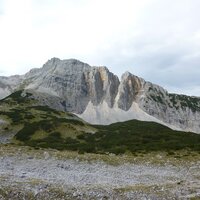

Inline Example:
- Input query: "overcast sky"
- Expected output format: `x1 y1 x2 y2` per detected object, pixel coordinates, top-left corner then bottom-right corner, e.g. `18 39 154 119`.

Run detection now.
0 0 200 96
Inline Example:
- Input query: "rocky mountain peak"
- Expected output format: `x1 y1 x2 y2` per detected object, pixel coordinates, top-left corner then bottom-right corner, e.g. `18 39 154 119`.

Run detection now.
121 71 133 79
0 58 200 133
42 58 91 74
45 57 87 66
45 57 61 64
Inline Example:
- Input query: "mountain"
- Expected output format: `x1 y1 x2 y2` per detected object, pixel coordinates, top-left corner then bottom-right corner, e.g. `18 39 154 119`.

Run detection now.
0 90 95 145
0 57 200 133
0 90 199 154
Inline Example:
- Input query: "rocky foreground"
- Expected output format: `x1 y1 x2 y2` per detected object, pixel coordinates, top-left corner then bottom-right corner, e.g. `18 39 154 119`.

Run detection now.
0 145 199 200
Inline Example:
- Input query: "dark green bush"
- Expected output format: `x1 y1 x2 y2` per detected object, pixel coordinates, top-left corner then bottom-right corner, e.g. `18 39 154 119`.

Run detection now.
15 118 200 155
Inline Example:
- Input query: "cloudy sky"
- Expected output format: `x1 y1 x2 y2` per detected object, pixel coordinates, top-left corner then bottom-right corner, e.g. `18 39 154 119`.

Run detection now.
0 0 200 96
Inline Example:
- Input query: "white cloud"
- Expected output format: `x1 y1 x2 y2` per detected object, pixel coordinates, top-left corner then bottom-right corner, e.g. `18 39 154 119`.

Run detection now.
0 0 200 96
0 0 150 68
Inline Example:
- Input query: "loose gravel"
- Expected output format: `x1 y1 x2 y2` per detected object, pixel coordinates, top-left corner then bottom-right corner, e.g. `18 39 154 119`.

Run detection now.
0 151 200 200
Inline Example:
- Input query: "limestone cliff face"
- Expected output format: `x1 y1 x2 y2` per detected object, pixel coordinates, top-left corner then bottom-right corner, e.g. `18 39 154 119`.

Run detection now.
136 81 200 133
0 75 23 99
115 72 200 133
117 72 145 111
0 58 200 133
23 58 120 113
87 66 120 107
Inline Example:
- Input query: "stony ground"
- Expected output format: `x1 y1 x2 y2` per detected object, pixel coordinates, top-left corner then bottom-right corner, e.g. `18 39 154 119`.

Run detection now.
0 145 199 200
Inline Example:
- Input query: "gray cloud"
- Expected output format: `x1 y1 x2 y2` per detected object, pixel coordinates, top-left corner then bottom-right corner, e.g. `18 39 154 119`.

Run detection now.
99 44 200 96
88 0 200 96
0 0 200 96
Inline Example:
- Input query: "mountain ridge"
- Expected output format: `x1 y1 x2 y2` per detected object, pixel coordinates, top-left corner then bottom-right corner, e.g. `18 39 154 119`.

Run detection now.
0 58 200 133
1 89 200 154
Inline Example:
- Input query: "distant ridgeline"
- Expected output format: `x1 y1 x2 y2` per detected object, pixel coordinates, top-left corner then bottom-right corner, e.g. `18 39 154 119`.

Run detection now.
0 58 200 134
0 87 200 155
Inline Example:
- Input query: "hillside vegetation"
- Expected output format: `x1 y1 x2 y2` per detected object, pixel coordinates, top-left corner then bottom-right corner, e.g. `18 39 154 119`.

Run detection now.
0 90 200 155
0 90 95 146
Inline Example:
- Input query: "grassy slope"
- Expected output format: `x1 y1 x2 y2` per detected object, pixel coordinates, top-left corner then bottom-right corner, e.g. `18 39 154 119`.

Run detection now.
90 121 200 154
0 90 200 155
0 90 95 147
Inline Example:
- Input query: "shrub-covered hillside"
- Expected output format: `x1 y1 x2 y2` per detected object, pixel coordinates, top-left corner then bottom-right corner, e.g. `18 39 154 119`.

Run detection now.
0 90 96 146
0 90 200 155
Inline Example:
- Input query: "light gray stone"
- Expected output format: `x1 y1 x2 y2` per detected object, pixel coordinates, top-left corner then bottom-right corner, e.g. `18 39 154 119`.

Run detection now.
0 58 200 133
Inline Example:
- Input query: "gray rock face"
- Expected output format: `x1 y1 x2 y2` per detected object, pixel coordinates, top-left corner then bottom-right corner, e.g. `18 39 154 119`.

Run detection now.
137 82 200 133
23 58 120 113
116 72 200 133
0 58 200 133
117 72 145 111
87 66 120 107
0 75 23 99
